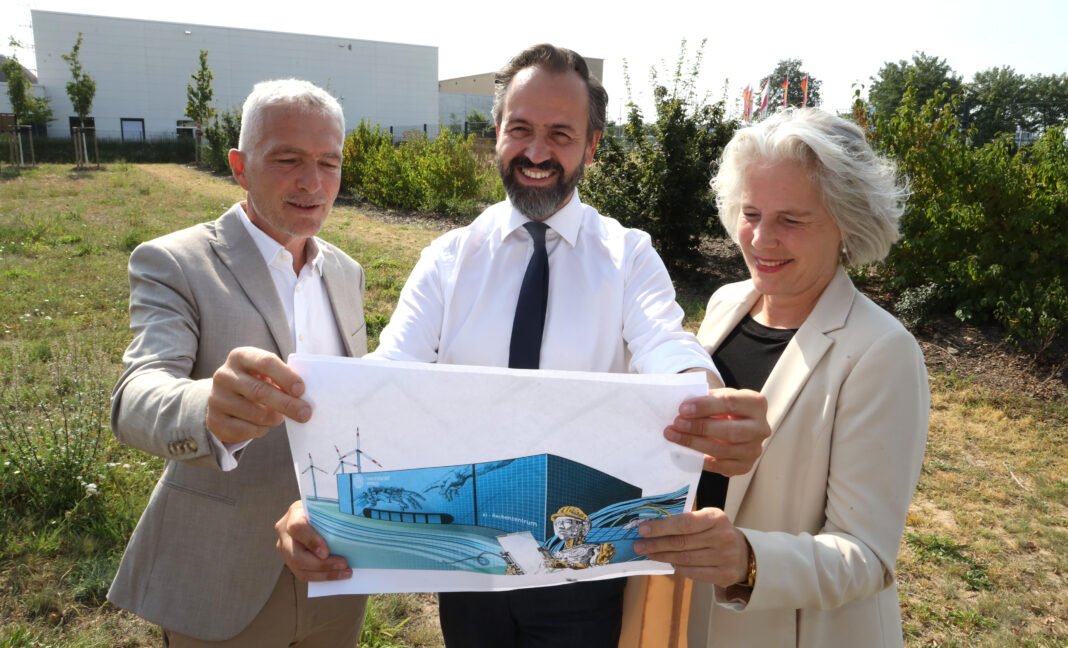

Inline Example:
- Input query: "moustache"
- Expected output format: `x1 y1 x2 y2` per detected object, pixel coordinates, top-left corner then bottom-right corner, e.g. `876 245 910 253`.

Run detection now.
510 156 565 175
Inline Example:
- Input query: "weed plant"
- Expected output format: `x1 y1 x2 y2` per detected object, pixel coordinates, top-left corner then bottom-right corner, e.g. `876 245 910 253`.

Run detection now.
359 596 412 648
0 346 108 521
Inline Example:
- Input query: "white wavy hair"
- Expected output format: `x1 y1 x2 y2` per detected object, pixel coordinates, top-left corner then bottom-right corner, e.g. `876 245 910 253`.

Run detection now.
712 108 908 266
237 79 344 153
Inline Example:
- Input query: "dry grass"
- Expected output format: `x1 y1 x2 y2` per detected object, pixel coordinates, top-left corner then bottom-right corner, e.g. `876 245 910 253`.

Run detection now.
899 375 1067 646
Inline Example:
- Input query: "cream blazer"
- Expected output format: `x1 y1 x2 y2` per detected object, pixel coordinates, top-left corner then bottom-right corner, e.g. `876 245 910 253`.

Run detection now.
688 268 929 648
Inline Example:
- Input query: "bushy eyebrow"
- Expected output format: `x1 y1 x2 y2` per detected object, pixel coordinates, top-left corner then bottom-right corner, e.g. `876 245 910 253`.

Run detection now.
506 117 579 135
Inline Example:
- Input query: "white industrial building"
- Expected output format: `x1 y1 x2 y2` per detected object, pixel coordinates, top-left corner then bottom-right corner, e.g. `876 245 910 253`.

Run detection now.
25 10 440 140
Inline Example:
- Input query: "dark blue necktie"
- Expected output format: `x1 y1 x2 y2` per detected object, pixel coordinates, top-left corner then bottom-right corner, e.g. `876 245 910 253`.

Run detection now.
509 222 549 369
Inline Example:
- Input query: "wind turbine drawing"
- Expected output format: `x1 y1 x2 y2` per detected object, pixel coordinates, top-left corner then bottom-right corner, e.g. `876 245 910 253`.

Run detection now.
333 445 360 475
301 453 328 498
339 428 383 474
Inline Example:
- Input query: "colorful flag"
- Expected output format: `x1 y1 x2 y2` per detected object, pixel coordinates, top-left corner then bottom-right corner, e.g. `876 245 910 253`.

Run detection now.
782 77 789 108
801 76 809 108
742 84 752 121
759 79 769 118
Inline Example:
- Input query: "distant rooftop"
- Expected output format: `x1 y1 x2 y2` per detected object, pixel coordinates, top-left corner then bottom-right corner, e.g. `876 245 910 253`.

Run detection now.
0 55 38 84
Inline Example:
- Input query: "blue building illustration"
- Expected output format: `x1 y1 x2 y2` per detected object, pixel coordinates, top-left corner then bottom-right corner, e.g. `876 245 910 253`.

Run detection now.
336 454 642 542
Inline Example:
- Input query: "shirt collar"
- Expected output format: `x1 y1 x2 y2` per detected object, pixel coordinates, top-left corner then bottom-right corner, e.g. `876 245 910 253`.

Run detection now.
237 203 325 276
504 189 582 247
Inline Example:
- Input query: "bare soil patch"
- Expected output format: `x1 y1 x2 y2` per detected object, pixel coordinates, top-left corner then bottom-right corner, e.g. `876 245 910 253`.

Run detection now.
856 280 1067 402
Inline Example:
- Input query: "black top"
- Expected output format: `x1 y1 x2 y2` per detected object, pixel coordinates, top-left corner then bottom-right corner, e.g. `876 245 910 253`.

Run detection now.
695 314 797 510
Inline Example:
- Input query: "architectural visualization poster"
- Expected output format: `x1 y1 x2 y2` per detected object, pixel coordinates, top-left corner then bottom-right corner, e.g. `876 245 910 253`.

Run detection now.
285 355 708 596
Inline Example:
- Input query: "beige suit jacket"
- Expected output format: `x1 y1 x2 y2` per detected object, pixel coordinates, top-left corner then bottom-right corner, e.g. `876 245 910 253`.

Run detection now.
687 268 929 648
107 205 368 640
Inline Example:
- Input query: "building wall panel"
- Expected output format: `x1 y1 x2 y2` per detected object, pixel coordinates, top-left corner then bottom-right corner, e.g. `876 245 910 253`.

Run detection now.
30 10 439 139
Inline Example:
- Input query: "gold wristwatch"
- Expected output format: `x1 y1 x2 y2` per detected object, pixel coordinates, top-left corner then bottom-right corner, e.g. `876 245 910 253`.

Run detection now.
740 540 757 588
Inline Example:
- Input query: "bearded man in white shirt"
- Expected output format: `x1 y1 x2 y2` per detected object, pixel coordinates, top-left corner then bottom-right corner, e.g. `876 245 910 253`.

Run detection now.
275 45 771 647
107 79 369 647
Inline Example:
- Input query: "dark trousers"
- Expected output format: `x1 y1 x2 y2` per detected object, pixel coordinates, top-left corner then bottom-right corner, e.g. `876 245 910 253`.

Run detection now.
438 578 626 648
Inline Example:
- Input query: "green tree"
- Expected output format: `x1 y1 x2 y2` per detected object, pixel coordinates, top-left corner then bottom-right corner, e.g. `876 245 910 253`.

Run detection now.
2 40 53 128
185 50 215 129
763 58 822 111
869 52 961 123
2 54 28 123
61 32 96 126
185 49 215 163
581 40 735 273
960 66 1028 145
1023 72 1068 133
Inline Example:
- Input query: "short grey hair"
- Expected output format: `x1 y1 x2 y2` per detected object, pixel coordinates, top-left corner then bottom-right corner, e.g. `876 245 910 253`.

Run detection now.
491 43 607 144
238 79 345 153
712 108 907 266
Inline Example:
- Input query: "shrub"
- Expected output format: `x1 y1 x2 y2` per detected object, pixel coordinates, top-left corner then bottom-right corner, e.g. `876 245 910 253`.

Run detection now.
342 122 498 218
878 84 1068 352
202 107 241 174
341 120 392 195
360 135 425 210
894 282 943 329
418 128 489 215
581 41 735 273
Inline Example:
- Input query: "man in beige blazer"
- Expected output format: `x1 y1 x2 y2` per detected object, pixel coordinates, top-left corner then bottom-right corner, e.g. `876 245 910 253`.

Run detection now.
107 79 368 646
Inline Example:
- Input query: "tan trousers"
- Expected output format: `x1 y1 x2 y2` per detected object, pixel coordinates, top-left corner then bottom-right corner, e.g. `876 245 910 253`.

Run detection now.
162 567 367 648
618 574 692 648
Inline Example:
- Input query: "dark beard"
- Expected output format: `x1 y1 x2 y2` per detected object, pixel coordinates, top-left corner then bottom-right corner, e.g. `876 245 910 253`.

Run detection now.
499 155 585 221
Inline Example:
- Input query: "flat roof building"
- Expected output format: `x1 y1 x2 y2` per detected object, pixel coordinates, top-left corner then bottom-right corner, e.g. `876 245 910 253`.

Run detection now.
28 10 440 140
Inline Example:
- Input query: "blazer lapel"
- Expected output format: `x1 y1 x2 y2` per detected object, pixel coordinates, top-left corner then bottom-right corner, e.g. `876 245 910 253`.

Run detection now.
210 206 295 359
723 268 856 518
321 246 365 358
696 280 760 353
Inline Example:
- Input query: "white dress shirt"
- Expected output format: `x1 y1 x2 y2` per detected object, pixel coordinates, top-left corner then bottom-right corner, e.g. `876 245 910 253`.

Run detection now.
372 191 717 379
212 205 345 469
237 205 345 358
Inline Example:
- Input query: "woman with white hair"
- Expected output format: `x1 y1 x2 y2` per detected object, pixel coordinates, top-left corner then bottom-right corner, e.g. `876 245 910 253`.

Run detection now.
636 108 930 647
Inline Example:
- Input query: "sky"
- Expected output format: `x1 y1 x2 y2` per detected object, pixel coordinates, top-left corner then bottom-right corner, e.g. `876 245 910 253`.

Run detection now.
4 0 1068 120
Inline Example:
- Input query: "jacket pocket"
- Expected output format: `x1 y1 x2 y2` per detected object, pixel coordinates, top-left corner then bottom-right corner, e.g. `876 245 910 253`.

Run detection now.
162 479 237 506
